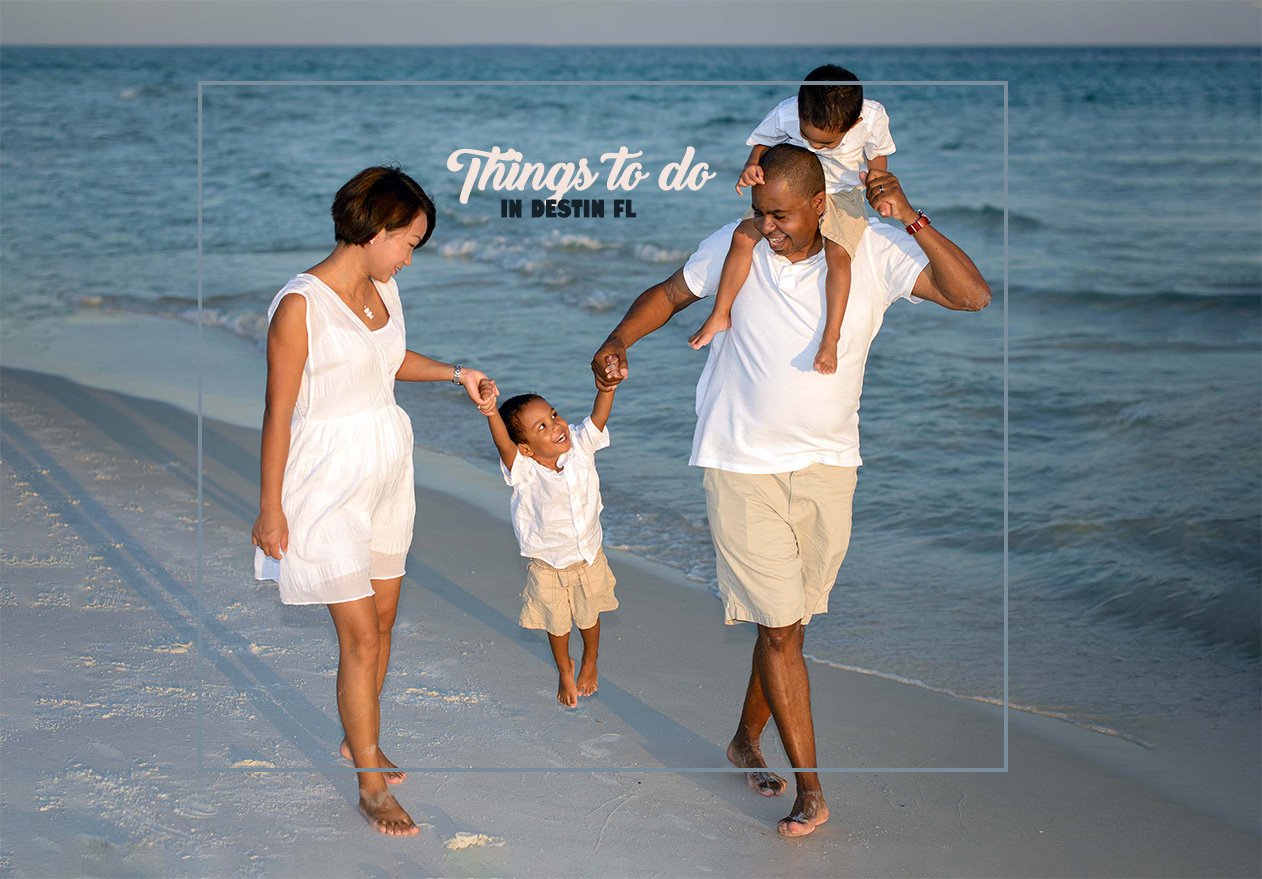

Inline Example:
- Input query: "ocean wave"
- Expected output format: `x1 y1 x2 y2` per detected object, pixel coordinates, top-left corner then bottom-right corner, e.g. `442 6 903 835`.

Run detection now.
934 204 1043 232
542 231 617 251
632 243 691 264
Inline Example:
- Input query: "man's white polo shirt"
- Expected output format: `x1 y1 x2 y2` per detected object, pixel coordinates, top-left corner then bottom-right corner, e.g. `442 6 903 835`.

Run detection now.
501 416 609 569
684 220 929 474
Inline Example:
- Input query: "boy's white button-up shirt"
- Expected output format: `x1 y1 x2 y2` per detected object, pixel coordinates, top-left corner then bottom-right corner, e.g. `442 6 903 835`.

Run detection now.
501 416 610 569
748 96 896 192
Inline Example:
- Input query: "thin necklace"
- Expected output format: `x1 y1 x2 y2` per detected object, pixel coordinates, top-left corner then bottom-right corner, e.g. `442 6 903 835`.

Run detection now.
333 261 374 321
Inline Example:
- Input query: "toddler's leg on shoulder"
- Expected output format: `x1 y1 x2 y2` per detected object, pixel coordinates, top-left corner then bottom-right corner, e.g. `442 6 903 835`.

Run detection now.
689 219 760 350
815 240 854 375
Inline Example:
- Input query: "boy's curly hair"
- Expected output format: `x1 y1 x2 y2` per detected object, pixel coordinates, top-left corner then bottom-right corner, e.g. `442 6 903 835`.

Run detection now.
499 393 545 445
798 65 863 134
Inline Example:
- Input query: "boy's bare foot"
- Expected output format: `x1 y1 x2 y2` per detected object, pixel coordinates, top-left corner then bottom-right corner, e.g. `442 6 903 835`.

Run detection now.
576 656 599 697
688 313 731 350
777 789 829 838
340 739 406 784
557 656 578 708
813 342 838 375
726 737 787 797
358 789 420 836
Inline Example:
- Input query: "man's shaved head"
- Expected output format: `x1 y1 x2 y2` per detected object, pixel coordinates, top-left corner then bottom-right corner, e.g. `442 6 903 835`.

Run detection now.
759 144 826 200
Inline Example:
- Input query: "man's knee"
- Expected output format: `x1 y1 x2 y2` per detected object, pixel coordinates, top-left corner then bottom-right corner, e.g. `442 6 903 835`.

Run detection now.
758 621 804 652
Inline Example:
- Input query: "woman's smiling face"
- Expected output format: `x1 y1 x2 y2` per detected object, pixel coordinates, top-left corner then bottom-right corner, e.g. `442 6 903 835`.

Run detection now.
365 213 429 282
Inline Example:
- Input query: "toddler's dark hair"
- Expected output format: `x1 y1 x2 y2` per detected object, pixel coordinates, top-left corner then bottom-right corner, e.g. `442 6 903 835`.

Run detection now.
499 393 545 445
798 65 863 134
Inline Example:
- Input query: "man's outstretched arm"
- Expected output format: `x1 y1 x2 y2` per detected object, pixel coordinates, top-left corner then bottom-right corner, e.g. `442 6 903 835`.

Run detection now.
591 267 700 390
864 169 992 312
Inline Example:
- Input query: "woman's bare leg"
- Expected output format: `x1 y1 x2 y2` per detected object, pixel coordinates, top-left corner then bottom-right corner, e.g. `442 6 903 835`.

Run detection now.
328 594 417 835
340 576 406 783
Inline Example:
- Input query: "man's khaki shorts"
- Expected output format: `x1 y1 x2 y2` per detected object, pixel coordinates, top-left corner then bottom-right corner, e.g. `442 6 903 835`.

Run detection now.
703 464 858 628
520 549 618 636
742 188 868 259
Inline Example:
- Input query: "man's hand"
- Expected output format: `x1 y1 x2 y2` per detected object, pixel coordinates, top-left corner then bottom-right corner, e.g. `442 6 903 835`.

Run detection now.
736 163 765 195
860 169 918 224
591 339 628 391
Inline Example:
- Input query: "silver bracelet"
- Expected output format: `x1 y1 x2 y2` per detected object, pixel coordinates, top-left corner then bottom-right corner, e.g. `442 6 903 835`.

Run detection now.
451 363 462 385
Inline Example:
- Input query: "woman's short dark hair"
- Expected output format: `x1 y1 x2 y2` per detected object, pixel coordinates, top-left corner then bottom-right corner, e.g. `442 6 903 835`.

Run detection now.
498 393 544 445
332 165 437 248
798 64 863 133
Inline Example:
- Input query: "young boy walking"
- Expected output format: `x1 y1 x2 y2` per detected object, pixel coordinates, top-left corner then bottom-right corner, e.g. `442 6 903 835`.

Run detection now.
478 378 618 708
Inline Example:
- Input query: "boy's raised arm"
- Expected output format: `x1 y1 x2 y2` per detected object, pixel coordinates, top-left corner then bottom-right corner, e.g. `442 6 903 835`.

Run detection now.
478 379 518 469
590 386 615 433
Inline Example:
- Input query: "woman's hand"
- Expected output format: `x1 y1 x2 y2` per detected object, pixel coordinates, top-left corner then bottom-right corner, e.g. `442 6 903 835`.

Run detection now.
459 368 498 409
252 507 289 560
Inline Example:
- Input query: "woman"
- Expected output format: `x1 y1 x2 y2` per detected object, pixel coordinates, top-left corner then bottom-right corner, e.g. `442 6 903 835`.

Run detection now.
252 166 494 836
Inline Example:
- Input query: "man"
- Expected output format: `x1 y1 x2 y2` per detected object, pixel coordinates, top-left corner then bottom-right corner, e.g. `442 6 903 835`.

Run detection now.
591 144 990 837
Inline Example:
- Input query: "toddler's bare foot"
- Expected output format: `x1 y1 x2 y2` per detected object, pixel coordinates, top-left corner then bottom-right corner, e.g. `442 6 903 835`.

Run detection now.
340 739 405 784
688 313 731 349
726 737 787 797
576 656 599 697
556 656 578 708
358 789 420 836
777 789 829 838
813 342 838 375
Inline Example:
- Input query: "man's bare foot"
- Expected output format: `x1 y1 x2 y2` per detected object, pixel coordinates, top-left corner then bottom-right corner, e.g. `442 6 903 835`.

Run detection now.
727 737 787 797
813 342 838 375
777 789 829 838
340 739 405 784
576 656 598 697
688 313 731 349
556 657 578 708
358 789 420 836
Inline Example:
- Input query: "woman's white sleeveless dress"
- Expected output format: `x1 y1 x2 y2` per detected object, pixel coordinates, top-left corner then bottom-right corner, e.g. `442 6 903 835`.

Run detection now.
254 273 415 605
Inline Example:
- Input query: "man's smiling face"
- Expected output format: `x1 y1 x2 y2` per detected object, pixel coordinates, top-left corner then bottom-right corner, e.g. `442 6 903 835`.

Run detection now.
749 176 826 263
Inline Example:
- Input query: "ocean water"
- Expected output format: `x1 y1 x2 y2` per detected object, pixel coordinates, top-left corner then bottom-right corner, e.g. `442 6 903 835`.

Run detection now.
1 46 1258 742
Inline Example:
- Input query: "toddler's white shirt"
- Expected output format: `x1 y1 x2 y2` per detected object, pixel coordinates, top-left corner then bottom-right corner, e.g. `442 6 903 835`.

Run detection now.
501 416 609 569
748 96 896 192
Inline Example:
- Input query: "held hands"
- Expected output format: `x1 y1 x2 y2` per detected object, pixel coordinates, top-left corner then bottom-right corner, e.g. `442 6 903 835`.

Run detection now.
459 368 498 410
736 163 765 195
476 378 498 416
860 170 917 224
591 341 628 392
252 508 289 561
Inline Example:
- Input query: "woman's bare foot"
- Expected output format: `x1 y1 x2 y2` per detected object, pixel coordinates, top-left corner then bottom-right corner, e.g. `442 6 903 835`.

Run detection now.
556 656 578 708
777 789 829 838
688 313 731 349
726 737 787 797
813 340 838 374
358 789 420 836
340 739 405 784
576 656 599 697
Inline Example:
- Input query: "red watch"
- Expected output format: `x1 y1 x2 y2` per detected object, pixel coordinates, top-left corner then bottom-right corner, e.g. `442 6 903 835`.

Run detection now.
905 211 931 235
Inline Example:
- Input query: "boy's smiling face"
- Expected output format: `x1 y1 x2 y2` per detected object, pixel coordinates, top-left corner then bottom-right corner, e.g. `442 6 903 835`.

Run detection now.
515 398 571 462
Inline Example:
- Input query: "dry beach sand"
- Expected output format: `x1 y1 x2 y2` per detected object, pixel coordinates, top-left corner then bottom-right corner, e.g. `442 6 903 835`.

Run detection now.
1 311 1259 877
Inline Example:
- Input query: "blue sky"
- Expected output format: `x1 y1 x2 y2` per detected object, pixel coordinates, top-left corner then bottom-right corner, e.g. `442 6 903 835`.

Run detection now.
2 0 1259 46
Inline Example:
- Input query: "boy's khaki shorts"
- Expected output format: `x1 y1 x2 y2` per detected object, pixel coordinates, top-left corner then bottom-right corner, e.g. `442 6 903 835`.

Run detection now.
742 188 868 259
703 464 858 628
520 549 618 636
